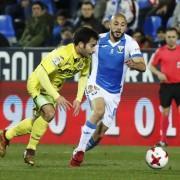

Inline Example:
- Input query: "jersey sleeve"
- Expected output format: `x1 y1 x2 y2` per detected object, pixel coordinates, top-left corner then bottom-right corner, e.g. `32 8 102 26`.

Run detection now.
150 48 161 66
76 59 91 102
35 65 60 100
40 48 67 74
127 39 143 58
80 58 91 76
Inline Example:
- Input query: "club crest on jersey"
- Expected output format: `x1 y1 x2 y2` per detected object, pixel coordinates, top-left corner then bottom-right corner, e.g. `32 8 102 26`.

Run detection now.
117 46 124 53
52 56 64 66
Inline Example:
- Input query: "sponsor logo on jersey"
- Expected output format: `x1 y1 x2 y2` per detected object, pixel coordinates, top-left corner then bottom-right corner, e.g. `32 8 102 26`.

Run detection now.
52 56 64 66
117 46 124 53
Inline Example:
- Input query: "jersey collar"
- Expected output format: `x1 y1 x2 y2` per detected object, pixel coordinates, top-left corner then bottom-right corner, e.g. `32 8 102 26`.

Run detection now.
104 32 126 43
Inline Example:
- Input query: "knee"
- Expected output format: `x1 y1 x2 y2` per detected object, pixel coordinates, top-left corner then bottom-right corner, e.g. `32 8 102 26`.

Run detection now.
42 109 55 122
93 108 105 120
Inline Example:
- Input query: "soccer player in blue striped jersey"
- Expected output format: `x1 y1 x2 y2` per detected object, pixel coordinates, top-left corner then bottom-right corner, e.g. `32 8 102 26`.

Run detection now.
70 13 146 167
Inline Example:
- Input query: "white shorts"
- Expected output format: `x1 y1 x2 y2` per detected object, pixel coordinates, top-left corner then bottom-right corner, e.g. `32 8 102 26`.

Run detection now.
85 81 121 128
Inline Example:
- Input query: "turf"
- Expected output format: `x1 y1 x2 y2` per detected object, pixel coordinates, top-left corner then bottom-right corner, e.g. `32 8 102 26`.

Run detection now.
0 145 180 180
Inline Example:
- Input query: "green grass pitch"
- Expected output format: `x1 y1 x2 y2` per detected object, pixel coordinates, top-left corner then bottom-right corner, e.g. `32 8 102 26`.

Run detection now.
0 144 180 180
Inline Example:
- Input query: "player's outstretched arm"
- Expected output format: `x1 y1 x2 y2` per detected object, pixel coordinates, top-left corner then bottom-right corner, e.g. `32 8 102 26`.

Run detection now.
125 57 146 72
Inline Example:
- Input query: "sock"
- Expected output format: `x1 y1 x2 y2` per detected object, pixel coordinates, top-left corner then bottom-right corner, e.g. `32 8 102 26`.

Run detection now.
76 120 96 152
160 114 169 142
5 118 33 141
26 116 48 150
86 137 101 151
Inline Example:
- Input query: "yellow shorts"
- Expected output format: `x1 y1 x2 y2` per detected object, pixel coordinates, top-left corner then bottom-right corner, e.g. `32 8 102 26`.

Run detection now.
33 94 56 117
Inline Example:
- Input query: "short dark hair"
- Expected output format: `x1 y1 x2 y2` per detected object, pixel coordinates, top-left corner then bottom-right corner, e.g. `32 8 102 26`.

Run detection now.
73 27 98 45
166 27 178 34
32 1 44 10
81 1 95 8
56 9 69 18
157 26 166 33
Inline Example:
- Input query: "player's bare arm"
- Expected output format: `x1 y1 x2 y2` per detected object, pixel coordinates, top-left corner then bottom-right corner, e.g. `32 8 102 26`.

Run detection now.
149 64 168 82
125 57 146 72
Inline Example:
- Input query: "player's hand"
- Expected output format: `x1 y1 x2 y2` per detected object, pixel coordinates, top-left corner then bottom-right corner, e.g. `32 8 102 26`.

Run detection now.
157 72 168 82
73 99 81 116
56 95 72 111
125 59 135 69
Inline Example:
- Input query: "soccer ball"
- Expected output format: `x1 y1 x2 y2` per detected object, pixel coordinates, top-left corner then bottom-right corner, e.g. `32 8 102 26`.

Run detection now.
145 147 168 169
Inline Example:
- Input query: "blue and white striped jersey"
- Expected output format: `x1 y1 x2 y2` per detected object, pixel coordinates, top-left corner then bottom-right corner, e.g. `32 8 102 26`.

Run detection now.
89 32 142 94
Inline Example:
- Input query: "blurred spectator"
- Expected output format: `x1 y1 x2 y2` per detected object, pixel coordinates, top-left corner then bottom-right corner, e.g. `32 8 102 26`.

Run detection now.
138 0 152 30
146 0 176 27
0 0 16 14
5 0 32 39
73 1 103 33
0 33 10 47
102 0 139 31
18 1 52 47
132 29 145 48
43 3 54 45
172 1 180 33
52 9 73 46
60 27 73 45
141 35 153 49
54 0 80 18
153 26 166 47
93 0 107 21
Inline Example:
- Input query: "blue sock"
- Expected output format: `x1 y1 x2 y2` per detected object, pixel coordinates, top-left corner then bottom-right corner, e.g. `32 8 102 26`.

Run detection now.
86 137 100 151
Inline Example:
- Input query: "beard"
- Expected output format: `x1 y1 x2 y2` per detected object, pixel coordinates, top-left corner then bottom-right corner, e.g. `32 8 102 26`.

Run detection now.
110 31 123 42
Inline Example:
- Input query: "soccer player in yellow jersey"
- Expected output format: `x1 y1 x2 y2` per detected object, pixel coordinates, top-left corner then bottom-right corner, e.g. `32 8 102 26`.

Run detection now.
0 27 98 166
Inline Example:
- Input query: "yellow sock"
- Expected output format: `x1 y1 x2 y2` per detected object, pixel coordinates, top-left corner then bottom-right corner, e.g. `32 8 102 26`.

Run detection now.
5 118 33 140
26 116 48 150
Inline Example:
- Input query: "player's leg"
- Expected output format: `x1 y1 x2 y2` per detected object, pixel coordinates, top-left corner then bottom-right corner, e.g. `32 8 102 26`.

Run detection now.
0 118 33 157
86 92 120 152
70 86 120 167
70 97 105 167
86 121 108 151
24 95 56 165
157 84 172 147
76 96 105 149
158 107 170 147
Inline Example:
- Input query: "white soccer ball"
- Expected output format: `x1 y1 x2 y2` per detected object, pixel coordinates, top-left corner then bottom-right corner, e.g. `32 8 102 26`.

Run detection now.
145 147 168 169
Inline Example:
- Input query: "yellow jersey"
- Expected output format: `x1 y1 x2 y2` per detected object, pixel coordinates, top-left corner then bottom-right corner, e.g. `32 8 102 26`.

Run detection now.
27 43 90 101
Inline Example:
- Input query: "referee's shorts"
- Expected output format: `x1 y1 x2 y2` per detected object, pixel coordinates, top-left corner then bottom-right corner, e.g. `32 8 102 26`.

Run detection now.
159 83 180 108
